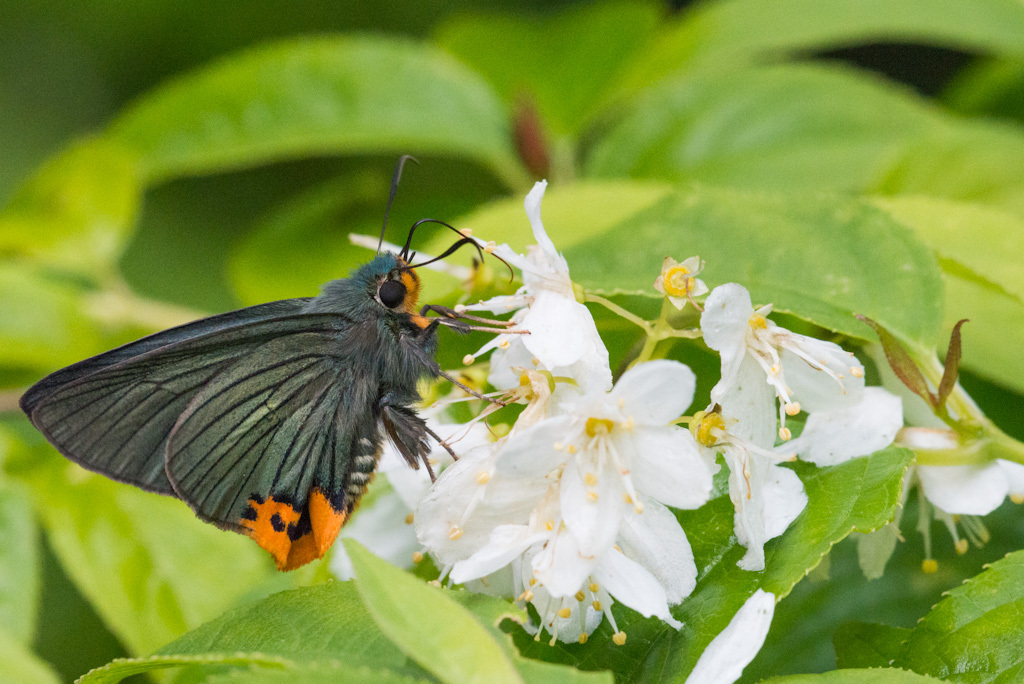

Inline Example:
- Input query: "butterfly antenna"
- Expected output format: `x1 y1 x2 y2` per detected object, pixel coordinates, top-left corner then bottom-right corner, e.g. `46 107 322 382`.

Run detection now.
378 155 419 254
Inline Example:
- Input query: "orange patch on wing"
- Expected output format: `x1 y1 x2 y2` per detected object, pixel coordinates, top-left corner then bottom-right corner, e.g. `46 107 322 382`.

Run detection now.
239 489 347 571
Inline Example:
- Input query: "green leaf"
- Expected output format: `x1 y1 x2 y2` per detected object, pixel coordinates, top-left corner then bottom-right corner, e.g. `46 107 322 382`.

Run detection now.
587 64 1024 214
619 0 1024 89
0 480 39 644
78 581 416 684
0 138 140 275
435 1 661 136
105 36 527 189
7 435 281 658
559 183 942 351
759 669 943 683
0 626 61 684
944 58 1024 122
202 663 429 684
896 550 1024 681
0 264 104 372
345 538 524 684
834 623 913 669
511 447 913 683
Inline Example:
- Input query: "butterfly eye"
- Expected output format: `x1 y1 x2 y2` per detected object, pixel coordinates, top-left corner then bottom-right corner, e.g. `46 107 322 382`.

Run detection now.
378 279 407 308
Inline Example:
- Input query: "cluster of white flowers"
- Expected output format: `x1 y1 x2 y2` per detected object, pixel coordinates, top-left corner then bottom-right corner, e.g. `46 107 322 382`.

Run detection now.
335 180 1019 678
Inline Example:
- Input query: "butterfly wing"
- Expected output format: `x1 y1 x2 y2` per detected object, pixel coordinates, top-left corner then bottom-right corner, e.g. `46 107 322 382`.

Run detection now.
19 299 334 495
165 330 382 570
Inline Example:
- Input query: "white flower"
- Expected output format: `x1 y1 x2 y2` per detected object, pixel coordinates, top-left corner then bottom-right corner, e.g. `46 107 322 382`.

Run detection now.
685 590 776 684
495 360 713 560
654 255 709 310
461 181 611 392
702 283 865 442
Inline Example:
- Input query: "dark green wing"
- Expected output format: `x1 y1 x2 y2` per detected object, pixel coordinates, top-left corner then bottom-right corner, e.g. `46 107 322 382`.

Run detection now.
165 331 382 570
20 300 339 495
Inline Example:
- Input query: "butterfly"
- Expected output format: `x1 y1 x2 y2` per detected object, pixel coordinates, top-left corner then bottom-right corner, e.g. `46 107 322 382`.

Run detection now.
19 159 516 570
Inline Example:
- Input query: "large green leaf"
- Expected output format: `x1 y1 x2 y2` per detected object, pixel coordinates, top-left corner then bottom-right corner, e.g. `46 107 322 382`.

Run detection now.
0 138 140 275
202 664 428 684
619 0 1024 90
105 36 527 188
944 58 1024 123
435 1 661 137
0 479 39 644
78 581 416 684
759 670 943 684
6 433 282 658
834 623 913 670
511 447 913 683
587 64 1024 214
896 550 1024 681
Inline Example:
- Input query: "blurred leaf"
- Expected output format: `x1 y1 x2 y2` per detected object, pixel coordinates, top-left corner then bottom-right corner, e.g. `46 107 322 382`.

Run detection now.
759 670 942 683
345 538 524 684
619 0 1024 90
436 1 661 136
105 36 528 189
511 447 913 683
834 623 913 669
202 663 428 684
895 550 1024 680
0 263 103 372
0 626 61 684
79 581 420 684
0 138 140 274
587 64 1024 214
8 435 280 658
0 479 39 644
944 58 1024 123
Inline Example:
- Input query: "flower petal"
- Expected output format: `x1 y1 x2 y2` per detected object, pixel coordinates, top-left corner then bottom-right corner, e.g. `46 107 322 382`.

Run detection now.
761 463 807 540
702 284 754 398
999 460 1024 497
685 590 776 684
532 528 593 598
617 499 696 603
917 463 1009 515
718 354 777 448
487 337 538 391
330 489 419 580
786 387 903 466
593 547 681 628
451 525 545 584
624 427 713 510
611 359 696 425
780 340 864 412
520 291 593 369
494 416 575 478
560 455 621 557
524 180 560 258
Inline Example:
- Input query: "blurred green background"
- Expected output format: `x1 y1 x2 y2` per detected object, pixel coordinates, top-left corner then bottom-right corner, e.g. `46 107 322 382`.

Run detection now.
3 1 1024 682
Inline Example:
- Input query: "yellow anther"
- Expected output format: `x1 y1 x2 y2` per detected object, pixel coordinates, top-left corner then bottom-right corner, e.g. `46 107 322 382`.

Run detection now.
532 357 540 366
785 402 801 416
448 526 464 540
429 579 442 587
592 600 602 611
477 471 491 485
613 631 627 645
484 240 496 253
523 590 534 602
566 444 578 454
454 303 467 313
634 502 645 514
428 458 438 466
779 427 792 441
769 364 781 376
955 539 969 555
462 354 474 365
618 397 626 408
575 591 586 602
922 559 938 574
558 607 572 619
694 411 726 447
586 491 599 502
554 441 564 450
529 578 538 586
412 551 424 563
578 633 588 645
623 493 633 504
545 520 554 531
404 513 415 525
622 416 636 431
1011 494 1024 505
498 338 511 349
663 265 695 297
589 583 600 593
749 314 768 330
851 366 864 378
586 417 614 437
585 473 598 486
